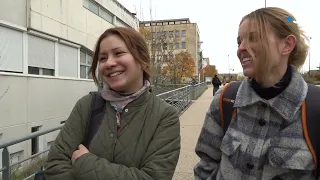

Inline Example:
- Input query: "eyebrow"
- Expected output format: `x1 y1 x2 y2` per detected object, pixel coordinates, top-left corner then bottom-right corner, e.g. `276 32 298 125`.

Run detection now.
99 47 123 55
237 32 258 41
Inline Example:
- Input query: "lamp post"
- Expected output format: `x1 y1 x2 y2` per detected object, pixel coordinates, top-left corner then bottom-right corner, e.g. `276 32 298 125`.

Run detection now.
228 55 230 78
264 0 266 7
308 36 312 77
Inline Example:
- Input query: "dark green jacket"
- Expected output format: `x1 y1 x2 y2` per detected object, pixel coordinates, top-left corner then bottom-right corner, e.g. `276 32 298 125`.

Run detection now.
44 91 181 180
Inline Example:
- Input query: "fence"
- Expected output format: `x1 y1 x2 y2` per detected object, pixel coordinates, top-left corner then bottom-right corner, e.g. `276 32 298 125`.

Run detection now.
0 82 207 180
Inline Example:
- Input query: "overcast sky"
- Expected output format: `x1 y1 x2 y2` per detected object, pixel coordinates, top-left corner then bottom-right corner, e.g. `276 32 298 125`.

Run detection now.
119 0 320 74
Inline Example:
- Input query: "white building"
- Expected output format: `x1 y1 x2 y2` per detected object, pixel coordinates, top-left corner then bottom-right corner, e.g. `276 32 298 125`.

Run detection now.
0 0 138 168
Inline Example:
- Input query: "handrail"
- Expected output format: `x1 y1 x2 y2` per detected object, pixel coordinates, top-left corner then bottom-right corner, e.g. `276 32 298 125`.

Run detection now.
0 82 207 180
0 125 63 150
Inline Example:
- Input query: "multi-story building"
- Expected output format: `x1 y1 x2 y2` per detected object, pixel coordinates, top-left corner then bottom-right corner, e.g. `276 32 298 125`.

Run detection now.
0 0 138 167
139 18 202 82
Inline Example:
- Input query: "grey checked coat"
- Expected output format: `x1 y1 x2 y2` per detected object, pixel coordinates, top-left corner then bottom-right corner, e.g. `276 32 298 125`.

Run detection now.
194 69 318 180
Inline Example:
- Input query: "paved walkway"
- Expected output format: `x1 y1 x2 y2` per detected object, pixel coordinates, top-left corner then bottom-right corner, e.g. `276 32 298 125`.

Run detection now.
173 87 213 180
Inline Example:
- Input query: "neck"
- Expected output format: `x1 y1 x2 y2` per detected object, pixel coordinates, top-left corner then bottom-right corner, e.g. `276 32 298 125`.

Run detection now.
256 64 288 88
122 78 145 94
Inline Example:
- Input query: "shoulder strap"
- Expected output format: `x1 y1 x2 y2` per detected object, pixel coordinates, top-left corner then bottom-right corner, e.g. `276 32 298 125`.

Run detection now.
302 84 320 177
219 81 242 133
82 91 106 148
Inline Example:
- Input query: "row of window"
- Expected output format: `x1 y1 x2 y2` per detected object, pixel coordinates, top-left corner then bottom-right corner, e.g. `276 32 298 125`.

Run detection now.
0 26 93 80
152 41 187 50
143 20 190 27
152 30 186 38
83 0 131 28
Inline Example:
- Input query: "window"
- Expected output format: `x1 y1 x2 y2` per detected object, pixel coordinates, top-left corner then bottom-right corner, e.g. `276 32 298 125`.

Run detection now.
31 126 41 155
10 151 24 165
144 23 151 26
116 18 129 28
175 42 180 49
80 50 93 79
84 0 99 15
181 42 186 49
169 22 174 25
28 35 55 75
28 66 54 76
169 31 174 37
163 43 167 50
0 26 23 73
59 43 78 78
175 30 180 38
99 8 113 23
181 30 186 37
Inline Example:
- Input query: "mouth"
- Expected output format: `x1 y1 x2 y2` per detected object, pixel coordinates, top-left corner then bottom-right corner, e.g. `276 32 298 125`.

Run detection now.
108 71 124 78
241 57 252 66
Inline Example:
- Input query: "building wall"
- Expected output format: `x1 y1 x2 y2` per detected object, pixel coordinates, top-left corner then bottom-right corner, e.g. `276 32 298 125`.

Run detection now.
0 0 27 28
141 20 200 77
29 0 139 51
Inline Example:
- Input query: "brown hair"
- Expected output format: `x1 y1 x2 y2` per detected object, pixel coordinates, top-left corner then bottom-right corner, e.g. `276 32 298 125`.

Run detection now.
89 27 153 86
240 7 309 82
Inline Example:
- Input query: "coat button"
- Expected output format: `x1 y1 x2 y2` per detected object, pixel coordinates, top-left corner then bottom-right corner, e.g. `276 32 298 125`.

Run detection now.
125 109 128 113
246 163 254 169
259 118 266 126
109 133 114 138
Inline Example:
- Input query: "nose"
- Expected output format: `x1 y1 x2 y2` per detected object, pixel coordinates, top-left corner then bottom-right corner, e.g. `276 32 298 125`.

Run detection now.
104 56 117 69
238 41 246 51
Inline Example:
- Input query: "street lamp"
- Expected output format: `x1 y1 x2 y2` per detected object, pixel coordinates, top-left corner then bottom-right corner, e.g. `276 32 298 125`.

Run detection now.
308 36 312 77
264 0 266 7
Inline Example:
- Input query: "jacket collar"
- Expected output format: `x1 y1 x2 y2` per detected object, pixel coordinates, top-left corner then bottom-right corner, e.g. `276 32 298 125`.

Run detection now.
234 67 308 122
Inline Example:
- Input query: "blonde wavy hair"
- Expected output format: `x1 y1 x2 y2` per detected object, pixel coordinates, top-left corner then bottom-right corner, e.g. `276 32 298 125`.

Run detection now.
240 7 309 82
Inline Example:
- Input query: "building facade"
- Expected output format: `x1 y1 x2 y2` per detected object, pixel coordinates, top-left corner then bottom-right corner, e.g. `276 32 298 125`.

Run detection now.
0 0 138 168
139 18 201 81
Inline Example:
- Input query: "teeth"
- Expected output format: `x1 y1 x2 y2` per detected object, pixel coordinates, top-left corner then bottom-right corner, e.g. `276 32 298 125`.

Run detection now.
242 57 252 62
109 72 123 77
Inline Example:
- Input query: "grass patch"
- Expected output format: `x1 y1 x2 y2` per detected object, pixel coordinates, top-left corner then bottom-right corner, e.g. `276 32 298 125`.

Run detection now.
0 156 47 180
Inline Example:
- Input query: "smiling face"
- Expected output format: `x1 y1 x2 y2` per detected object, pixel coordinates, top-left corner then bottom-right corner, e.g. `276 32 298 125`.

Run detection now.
98 35 144 93
237 19 294 80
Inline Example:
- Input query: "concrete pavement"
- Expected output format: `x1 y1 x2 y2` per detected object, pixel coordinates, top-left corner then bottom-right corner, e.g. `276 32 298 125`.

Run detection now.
172 87 213 180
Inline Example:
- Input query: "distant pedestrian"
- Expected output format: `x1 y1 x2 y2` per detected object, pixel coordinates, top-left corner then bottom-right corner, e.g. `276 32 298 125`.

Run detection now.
211 75 221 95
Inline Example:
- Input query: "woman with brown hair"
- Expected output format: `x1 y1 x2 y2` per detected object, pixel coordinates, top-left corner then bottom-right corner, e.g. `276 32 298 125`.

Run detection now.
194 7 319 180
44 27 181 180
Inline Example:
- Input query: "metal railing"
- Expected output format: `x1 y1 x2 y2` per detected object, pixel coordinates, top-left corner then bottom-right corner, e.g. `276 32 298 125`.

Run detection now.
0 82 207 180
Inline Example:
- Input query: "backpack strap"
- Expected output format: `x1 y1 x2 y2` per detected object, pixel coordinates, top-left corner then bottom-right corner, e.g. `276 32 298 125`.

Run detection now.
82 91 106 148
219 81 242 133
302 84 320 177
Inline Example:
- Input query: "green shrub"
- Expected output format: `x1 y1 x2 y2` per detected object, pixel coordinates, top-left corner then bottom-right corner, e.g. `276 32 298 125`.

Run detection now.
0 156 47 180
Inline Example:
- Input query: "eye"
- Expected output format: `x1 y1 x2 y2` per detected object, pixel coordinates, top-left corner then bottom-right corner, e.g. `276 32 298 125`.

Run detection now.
237 40 241 47
99 57 107 62
115 52 124 56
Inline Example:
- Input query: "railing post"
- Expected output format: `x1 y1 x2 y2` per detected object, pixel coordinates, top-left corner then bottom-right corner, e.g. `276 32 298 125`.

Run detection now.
2 147 10 180
191 85 196 100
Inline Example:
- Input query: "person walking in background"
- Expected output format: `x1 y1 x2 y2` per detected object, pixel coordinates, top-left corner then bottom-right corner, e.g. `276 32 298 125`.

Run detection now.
211 74 221 95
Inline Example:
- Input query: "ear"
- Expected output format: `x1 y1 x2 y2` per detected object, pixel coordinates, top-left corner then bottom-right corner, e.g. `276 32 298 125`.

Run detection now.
281 35 296 56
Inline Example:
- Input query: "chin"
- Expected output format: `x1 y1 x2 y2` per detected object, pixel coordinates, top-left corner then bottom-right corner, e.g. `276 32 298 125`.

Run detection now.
243 68 254 78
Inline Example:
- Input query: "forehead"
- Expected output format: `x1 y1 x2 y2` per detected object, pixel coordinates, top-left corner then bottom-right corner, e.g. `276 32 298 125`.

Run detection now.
100 35 125 49
238 19 257 36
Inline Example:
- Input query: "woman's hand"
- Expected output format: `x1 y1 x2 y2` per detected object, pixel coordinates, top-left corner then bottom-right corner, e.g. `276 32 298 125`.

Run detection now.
72 144 89 164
